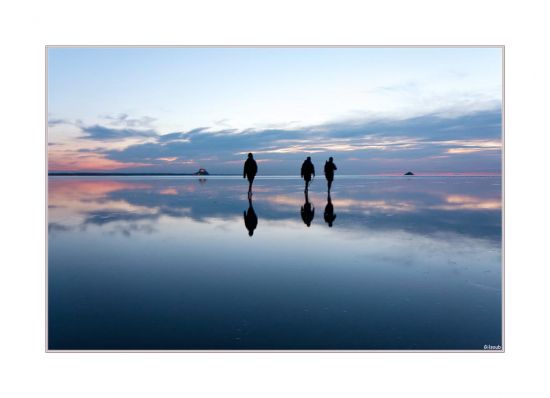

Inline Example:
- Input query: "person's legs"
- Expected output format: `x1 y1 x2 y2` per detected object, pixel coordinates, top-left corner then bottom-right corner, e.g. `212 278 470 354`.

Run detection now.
327 179 332 191
248 177 254 195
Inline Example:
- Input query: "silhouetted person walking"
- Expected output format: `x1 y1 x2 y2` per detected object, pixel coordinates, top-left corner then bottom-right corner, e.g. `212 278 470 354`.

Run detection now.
301 156 315 192
324 157 337 192
243 152 258 197
324 192 336 227
301 190 315 227
244 196 258 237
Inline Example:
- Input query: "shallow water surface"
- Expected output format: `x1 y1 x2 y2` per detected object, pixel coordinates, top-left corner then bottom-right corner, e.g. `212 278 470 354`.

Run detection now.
48 176 502 350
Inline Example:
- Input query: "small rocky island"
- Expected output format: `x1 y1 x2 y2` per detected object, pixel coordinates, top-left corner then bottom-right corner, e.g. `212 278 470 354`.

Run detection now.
194 168 210 176
404 171 414 176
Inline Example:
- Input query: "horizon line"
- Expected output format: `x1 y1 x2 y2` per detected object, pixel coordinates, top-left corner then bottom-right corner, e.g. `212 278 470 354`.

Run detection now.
48 172 501 177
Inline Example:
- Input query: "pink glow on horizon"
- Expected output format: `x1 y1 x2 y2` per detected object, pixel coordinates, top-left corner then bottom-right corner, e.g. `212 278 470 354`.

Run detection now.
49 180 152 197
49 155 154 171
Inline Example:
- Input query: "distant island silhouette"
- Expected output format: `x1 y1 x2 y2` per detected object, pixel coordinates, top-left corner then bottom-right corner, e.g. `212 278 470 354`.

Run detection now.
404 171 415 175
194 168 210 176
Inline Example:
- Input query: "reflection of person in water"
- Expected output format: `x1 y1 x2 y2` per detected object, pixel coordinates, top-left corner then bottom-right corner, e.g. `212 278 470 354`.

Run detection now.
324 157 337 192
301 190 315 227
300 156 315 192
243 196 258 237
243 153 258 197
324 192 336 227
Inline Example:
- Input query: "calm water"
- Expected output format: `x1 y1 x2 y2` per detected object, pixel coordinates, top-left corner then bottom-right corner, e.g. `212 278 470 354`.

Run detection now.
48 176 502 350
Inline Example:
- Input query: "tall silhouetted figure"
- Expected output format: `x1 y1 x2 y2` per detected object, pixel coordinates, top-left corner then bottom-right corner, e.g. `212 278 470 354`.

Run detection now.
301 156 315 192
243 196 258 237
301 190 315 227
324 192 336 227
243 153 258 197
324 157 337 192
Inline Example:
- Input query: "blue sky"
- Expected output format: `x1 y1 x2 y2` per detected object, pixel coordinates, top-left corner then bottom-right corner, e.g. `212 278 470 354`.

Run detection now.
47 47 502 174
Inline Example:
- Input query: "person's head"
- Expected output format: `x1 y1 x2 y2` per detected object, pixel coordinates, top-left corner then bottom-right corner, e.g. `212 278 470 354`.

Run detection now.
329 157 333 162
248 153 253 159
328 221 333 228
307 222 311 227
307 156 311 161
248 230 254 237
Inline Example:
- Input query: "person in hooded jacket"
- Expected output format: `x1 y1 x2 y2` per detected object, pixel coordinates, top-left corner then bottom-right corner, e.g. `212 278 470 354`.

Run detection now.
301 156 315 192
243 152 258 196
324 156 337 192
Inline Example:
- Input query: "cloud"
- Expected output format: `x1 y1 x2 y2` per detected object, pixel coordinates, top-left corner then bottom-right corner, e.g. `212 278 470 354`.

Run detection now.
48 118 67 127
84 210 160 225
96 108 500 169
446 147 495 155
48 222 72 232
157 157 178 162
52 107 502 173
103 113 157 128
157 127 208 142
79 125 158 141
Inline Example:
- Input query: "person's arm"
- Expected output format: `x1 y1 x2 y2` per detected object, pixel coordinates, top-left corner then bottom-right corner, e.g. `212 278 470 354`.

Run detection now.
334 164 337 170
243 163 246 178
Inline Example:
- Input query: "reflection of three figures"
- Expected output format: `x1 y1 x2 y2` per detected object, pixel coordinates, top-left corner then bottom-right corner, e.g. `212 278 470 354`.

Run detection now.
244 186 336 235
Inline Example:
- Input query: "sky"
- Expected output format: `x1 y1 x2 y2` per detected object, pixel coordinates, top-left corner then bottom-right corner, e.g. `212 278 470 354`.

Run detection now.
47 47 502 175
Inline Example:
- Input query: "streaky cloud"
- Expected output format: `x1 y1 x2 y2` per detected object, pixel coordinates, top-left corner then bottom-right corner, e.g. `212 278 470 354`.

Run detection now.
80 125 158 141
54 108 502 173
103 113 157 128
48 118 67 127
